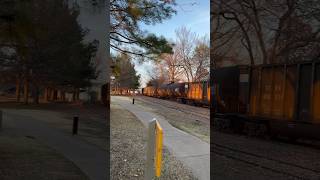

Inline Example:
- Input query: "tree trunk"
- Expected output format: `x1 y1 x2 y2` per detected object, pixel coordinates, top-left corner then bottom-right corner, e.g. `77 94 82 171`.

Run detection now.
16 77 21 102
50 88 54 101
44 88 48 102
47 88 50 101
33 85 39 104
23 78 29 104
62 91 66 101
58 90 61 101
48 88 52 101
251 2 268 64
53 90 57 101
76 88 80 100
72 89 76 102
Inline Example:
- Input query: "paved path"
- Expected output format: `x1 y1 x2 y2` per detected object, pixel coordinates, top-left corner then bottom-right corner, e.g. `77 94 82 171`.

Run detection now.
1 109 107 180
112 96 210 180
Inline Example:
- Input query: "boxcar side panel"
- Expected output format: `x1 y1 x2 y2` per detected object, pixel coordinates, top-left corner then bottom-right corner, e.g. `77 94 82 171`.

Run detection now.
250 65 295 120
202 82 208 101
260 67 273 116
188 83 203 100
314 63 320 123
197 83 203 100
158 87 167 98
238 68 250 113
144 86 156 97
271 66 285 118
215 67 240 113
284 65 297 120
249 68 260 116
298 64 313 122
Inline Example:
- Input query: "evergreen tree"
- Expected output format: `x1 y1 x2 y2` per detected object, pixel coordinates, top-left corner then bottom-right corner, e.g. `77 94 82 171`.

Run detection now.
112 53 140 89
110 0 176 59
0 0 97 104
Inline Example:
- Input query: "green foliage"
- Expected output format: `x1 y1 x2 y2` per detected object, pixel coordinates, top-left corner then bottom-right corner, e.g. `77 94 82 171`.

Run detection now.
0 0 97 89
110 0 176 59
136 34 173 55
112 53 141 89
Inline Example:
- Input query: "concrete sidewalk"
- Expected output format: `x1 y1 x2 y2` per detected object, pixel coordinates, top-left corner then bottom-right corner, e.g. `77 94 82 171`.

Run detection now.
2 109 107 180
112 96 210 180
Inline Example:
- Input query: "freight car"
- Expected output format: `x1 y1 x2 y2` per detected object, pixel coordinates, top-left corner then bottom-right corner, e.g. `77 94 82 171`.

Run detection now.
185 81 210 106
168 82 187 99
213 60 320 140
142 86 157 97
157 82 186 99
111 87 134 95
142 81 210 107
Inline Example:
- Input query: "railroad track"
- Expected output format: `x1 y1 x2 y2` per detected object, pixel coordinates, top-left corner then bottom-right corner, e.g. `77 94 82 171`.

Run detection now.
135 96 210 123
213 116 320 151
212 142 320 179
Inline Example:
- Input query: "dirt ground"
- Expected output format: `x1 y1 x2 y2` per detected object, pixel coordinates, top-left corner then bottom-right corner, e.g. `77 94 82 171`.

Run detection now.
111 102 197 180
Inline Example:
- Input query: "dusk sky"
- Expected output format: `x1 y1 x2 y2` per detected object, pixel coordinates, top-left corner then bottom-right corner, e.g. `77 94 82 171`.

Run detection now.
135 0 210 87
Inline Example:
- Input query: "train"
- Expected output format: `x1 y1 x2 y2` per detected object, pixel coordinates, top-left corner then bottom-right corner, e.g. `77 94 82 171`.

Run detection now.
142 80 210 107
111 87 137 95
213 60 320 140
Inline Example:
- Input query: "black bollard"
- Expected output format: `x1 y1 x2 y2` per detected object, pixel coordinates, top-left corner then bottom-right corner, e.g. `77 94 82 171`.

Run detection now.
132 98 135 104
73 116 78 135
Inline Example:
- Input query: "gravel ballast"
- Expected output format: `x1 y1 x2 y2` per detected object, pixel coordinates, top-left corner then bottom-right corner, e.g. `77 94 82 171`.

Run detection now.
133 96 210 143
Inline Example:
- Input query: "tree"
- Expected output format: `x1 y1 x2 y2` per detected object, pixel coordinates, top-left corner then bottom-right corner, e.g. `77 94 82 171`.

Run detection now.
174 27 210 82
145 27 210 85
159 52 184 83
146 61 167 87
112 53 141 90
211 0 320 65
174 27 197 82
0 0 98 104
110 0 176 59
193 37 210 81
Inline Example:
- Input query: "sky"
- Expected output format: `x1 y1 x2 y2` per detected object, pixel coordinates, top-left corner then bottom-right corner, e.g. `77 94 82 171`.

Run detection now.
134 0 210 87
75 0 109 85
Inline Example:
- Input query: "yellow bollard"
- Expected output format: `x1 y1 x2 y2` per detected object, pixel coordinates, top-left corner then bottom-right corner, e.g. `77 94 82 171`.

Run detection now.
155 121 163 177
145 119 163 179
145 119 156 180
